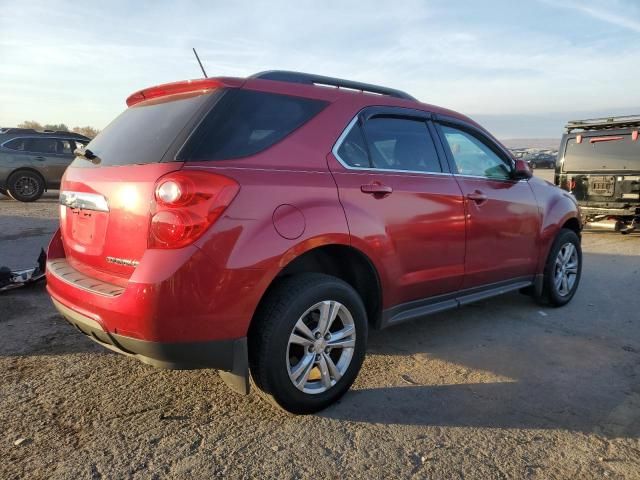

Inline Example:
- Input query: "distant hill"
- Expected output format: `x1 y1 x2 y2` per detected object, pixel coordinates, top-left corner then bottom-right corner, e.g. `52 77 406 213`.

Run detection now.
499 138 560 150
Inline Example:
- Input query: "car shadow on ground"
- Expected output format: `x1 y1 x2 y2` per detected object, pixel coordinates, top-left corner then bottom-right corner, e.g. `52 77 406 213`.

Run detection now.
323 251 640 438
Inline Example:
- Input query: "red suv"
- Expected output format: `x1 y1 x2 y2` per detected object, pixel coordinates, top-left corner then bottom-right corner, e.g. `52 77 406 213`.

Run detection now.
46 71 583 413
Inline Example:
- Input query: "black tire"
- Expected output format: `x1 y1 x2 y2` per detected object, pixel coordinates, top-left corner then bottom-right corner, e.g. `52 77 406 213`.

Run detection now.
7 170 45 202
536 228 582 307
530 161 537 169
249 273 368 414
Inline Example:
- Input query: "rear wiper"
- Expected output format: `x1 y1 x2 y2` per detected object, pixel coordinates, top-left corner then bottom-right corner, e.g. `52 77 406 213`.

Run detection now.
74 147 101 164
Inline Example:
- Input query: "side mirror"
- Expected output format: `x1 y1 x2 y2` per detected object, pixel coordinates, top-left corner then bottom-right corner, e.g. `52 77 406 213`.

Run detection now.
513 159 532 179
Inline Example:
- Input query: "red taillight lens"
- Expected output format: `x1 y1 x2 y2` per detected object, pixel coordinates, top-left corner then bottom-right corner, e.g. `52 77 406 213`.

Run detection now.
149 171 239 249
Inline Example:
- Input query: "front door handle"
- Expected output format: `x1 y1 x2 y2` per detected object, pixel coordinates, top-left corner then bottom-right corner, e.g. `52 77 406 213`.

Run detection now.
361 183 393 196
467 190 488 204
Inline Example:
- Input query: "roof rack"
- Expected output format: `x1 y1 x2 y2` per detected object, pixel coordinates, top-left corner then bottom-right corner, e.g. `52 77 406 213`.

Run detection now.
0 127 90 139
565 115 640 133
250 70 416 101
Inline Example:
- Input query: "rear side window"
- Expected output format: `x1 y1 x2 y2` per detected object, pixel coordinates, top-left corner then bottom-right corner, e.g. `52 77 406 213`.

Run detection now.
2 138 27 151
180 89 328 161
563 135 638 171
81 91 214 166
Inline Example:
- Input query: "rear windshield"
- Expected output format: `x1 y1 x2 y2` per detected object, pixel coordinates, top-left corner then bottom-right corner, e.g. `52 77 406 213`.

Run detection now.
78 91 214 167
563 134 639 171
179 89 328 161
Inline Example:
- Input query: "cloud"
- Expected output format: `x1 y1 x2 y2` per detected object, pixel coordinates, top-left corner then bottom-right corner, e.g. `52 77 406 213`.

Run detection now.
540 0 640 32
1 0 639 137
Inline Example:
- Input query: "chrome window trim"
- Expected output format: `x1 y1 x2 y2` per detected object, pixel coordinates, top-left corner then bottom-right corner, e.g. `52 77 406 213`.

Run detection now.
331 115 453 177
0 136 87 155
59 191 109 212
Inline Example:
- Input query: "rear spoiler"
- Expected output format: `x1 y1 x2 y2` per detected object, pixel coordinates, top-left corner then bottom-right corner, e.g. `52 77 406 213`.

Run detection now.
125 77 244 107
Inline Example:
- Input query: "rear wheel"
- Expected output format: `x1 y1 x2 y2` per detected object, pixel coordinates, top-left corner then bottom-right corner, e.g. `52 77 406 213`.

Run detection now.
536 228 582 306
530 161 537 169
7 171 45 202
249 273 367 414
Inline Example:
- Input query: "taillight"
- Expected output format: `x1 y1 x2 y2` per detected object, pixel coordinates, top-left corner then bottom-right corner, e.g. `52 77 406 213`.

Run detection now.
149 171 239 248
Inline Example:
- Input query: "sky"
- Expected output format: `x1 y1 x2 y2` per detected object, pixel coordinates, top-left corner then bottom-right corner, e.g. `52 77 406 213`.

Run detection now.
1 0 639 139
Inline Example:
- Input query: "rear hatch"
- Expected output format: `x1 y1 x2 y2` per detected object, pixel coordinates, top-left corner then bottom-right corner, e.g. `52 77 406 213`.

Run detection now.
561 132 640 204
59 87 222 280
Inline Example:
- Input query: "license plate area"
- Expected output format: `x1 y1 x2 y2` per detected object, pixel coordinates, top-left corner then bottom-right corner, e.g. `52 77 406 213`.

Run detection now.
71 209 96 244
589 175 615 197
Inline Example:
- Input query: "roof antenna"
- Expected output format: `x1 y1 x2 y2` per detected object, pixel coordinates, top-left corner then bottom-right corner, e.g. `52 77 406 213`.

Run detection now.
192 48 208 78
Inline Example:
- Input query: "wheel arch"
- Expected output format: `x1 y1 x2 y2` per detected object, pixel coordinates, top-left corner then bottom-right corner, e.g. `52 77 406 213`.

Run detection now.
252 243 383 330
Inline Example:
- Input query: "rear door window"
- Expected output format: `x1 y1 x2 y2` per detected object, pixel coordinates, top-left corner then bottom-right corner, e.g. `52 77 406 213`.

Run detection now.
563 135 639 171
362 117 442 173
180 89 328 161
27 138 58 154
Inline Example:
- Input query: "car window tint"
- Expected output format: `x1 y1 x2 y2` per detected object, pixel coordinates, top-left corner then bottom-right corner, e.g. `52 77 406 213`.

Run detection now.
441 125 511 179
563 135 637 171
3 138 27 151
27 138 59 154
58 140 74 154
362 117 442 173
337 123 370 168
181 89 328 161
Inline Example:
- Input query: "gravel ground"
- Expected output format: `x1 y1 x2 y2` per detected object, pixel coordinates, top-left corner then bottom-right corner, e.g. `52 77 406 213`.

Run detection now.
1 176 639 479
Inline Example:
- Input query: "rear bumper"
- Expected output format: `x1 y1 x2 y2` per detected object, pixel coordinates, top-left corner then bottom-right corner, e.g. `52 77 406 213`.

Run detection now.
52 296 250 394
579 205 640 217
52 297 247 371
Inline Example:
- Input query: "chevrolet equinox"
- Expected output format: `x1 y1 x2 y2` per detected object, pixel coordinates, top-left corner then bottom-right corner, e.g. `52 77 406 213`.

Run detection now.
46 71 583 413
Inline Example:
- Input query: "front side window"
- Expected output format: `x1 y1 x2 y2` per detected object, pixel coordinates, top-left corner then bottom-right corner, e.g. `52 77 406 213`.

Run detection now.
58 139 74 154
441 125 512 180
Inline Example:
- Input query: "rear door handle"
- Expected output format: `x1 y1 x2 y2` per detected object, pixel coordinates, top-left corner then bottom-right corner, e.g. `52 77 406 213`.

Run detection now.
34 156 46 161
361 183 393 196
466 190 488 204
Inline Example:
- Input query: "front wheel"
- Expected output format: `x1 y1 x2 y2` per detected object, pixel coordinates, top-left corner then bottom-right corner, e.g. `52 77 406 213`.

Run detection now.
249 273 368 414
537 228 582 306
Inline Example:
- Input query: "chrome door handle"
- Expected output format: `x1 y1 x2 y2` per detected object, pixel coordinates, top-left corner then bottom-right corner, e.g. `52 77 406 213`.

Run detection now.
467 191 488 204
361 183 393 196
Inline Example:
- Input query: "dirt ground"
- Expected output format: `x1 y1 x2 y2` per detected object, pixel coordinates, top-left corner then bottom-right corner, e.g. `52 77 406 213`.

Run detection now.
1 173 639 479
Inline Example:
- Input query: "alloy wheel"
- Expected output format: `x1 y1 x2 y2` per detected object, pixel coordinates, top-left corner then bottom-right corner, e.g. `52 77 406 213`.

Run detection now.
15 176 39 199
286 300 356 394
554 242 579 297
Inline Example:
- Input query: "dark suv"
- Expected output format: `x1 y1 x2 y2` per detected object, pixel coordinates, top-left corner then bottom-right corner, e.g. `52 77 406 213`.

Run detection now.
525 152 556 169
0 128 90 201
556 116 640 233
46 71 582 413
